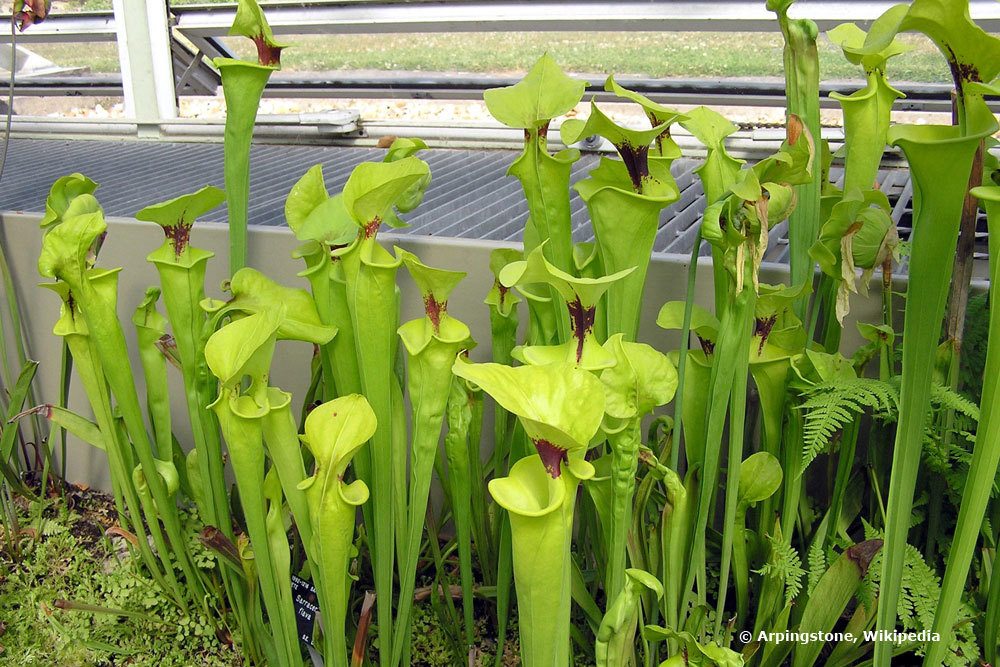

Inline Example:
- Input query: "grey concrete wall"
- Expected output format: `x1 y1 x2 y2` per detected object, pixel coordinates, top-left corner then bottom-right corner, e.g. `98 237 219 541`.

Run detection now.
0 212 887 490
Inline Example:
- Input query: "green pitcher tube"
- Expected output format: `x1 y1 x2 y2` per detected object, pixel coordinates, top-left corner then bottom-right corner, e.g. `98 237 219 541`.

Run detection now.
140 186 231 535
489 453 595 667
769 0 821 319
333 156 431 665
299 396 374 667
391 249 472 666
39 209 203 606
925 185 1000 664
874 122 993 656
484 55 585 342
485 248 522 474
215 0 287 273
131 288 172 462
483 54 585 277
453 357 605 666
215 58 274 274
205 311 301 667
599 334 677 600
40 276 169 591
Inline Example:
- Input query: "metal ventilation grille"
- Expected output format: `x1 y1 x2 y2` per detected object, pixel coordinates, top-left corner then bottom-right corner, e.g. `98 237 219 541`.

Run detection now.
0 138 973 271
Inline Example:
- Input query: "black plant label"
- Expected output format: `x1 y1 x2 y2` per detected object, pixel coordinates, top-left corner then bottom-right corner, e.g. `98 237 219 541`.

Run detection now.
291 574 320 646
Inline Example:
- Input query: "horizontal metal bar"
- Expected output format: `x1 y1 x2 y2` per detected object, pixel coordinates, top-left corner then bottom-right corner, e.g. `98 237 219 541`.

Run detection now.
0 69 970 115
172 1 1000 35
0 74 123 96
258 72 975 113
0 11 116 42
4 1 999 44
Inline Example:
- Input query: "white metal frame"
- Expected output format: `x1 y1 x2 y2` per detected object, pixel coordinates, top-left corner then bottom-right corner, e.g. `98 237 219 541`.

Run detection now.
112 0 176 136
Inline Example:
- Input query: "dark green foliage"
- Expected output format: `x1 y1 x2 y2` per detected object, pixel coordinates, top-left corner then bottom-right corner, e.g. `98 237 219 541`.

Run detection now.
959 291 989 401
861 522 980 666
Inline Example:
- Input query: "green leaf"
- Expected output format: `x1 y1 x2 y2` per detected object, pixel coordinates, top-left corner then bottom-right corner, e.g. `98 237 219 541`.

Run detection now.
383 136 428 162
827 22 909 72
863 0 1000 87
43 404 105 451
207 267 337 344
737 452 783 507
484 247 523 316
561 100 669 192
132 286 167 336
501 244 630 368
753 115 815 187
643 626 744 666
489 453 569 518
40 173 98 229
561 100 668 152
136 186 224 231
793 540 883 667
381 138 433 214
595 568 664 667
755 281 811 320
656 301 720 339
37 209 106 281
679 106 745 203
857 321 896 345
605 76 686 126
396 247 466 308
204 310 281 388
483 53 585 130
396 248 473 355
500 244 632 310
136 186 224 260
604 75 687 158
284 165 357 245
600 334 678 420
1 362 41 477
341 157 431 232
730 167 762 202
452 356 605 475
301 394 377 480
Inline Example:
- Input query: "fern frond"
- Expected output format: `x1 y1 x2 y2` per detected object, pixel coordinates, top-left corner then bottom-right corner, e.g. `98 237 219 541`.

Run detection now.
806 538 827 596
930 383 980 422
756 534 805 605
798 377 897 470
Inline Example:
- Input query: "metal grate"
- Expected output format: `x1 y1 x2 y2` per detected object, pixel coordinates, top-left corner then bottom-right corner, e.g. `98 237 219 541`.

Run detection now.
0 138 980 269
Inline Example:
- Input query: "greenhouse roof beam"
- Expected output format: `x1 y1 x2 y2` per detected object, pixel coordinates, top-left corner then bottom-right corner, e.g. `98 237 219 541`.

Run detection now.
5 2 1000 42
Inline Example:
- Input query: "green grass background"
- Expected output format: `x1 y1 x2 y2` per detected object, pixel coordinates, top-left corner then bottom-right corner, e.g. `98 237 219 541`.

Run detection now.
43 1 956 84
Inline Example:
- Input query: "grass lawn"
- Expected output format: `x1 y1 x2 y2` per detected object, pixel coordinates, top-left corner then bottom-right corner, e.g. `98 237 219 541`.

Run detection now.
43 1 957 84
228 31 951 83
